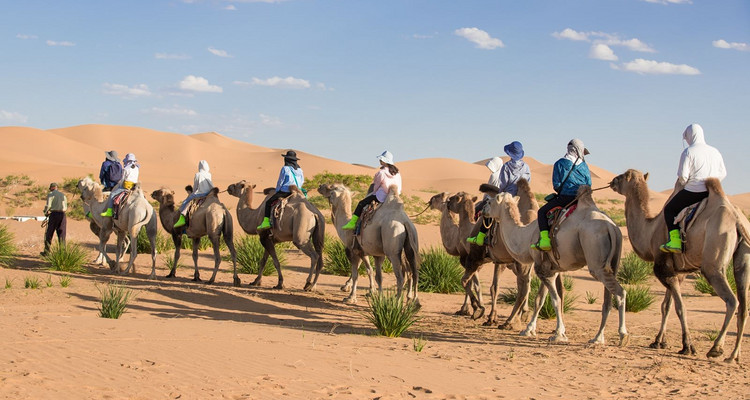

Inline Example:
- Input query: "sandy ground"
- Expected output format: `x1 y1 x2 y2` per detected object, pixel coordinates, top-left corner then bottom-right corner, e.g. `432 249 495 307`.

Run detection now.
1 217 749 400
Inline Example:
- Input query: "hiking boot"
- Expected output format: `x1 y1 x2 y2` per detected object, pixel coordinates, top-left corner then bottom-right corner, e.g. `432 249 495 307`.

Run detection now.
467 232 487 246
531 230 552 251
100 208 113 217
342 215 359 230
257 217 271 231
660 229 682 253
173 214 186 228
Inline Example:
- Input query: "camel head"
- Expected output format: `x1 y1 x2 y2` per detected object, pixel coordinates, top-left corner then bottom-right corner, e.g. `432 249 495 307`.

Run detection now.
428 192 450 211
227 180 255 198
316 183 351 211
150 188 175 207
610 169 648 197
77 176 103 202
447 192 477 215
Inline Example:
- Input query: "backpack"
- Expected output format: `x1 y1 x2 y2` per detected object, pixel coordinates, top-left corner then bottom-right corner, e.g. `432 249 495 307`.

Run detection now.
108 162 123 184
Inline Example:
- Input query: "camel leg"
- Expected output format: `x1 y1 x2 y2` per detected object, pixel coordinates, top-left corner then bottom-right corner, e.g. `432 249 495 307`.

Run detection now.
484 263 502 326
726 246 750 363
521 276 548 338
471 274 484 320
665 276 696 355
206 235 222 284
191 238 202 282
344 254 363 304
147 223 157 280
298 241 320 291
362 255 375 295
651 289 673 349
590 268 628 346
461 266 484 320
120 226 140 276
225 236 240 288
112 232 125 274
702 264 739 358
262 236 284 290
500 263 532 330
99 228 114 268
389 252 405 299
166 233 182 278
541 273 568 343
250 251 269 287
373 255 385 293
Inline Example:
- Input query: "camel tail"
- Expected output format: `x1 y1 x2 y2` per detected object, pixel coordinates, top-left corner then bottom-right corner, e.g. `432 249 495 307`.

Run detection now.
222 209 235 245
605 220 623 276
735 206 750 245
403 221 421 276
705 178 725 197
312 211 326 272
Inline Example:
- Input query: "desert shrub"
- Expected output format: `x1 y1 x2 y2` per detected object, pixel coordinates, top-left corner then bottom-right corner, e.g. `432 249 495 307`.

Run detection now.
0 224 17 267
24 276 41 289
534 193 548 204
180 234 226 251
617 252 652 285
163 254 184 272
65 200 87 221
694 264 737 295
233 235 285 276
43 242 88 273
418 247 462 293
323 235 352 276
98 282 134 319
585 291 597 304
529 275 577 320
59 275 72 288
136 228 175 254
613 284 654 312
60 177 80 194
307 195 329 211
5 277 13 289
364 289 420 337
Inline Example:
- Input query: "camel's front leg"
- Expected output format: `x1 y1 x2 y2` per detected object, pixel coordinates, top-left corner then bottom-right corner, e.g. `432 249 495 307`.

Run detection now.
521 277 548 338
500 262 531 330
120 227 140 276
166 233 182 278
112 232 125 273
225 236 240 287
344 254 363 304
191 237 201 282
250 251 269 288
362 254 375 295
540 273 568 343
298 241 320 291
261 236 284 289
667 276 696 355
651 289 673 349
483 263 503 326
206 235 222 284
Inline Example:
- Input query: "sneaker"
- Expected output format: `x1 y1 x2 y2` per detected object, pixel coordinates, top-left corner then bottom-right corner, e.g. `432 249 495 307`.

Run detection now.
100 208 113 217
530 230 552 251
659 229 682 253
342 215 359 230
173 214 186 228
467 232 486 246
256 217 271 231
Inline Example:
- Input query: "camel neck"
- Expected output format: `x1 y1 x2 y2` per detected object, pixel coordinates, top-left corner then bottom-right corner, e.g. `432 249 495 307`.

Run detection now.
623 184 660 262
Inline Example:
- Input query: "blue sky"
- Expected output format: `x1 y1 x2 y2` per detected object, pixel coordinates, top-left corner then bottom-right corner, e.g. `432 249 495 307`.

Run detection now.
1 0 749 193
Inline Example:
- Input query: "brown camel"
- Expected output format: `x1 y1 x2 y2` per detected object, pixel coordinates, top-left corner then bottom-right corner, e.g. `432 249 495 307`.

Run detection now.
150 187 239 286
611 169 750 362
78 177 157 278
226 181 325 291
317 183 420 305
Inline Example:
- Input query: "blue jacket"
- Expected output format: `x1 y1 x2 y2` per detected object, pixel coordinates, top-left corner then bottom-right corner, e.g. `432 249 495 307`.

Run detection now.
276 166 304 193
497 159 531 196
99 160 120 189
552 158 591 196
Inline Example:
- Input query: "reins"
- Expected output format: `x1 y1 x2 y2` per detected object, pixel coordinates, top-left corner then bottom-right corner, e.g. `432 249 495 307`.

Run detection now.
410 203 432 218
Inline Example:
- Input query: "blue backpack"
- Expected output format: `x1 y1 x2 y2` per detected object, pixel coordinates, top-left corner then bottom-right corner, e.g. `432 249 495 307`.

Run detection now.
108 162 123 184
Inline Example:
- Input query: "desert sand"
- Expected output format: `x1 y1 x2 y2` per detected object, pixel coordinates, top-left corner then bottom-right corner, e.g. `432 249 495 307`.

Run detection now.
1 125 749 399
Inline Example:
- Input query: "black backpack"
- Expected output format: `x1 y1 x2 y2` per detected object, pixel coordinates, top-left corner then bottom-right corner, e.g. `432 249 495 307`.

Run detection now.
108 162 123 184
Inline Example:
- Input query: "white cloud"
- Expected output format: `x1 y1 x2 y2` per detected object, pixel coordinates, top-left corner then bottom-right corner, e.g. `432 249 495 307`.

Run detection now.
454 27 504 50
589 44 618 61
224 4 237 10
259 113 283 127
607 37 655 53
102 83 152 98
613 58 700 75
236 76 312 89
208 47 233 58
552 28 589 41
16 34 37 40
155 53 191 60
178 75 223 93
46 40 75 47
713 39 749 52
641 0 692 4
413 33 437 39
0 110 28 124
146 105 198 116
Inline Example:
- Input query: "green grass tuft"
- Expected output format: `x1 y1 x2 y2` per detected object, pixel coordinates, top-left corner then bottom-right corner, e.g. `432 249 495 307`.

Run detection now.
530 275 577 320
232 235 285 276
163 254 184 272
364 289 420 337
24 276 41 289
0 224 17 267
617 252 652 285
44 275 54 287
694 264 737 295
136 228 175 254
98 281 134 319
5 277 13 289
418 246 463 293
613 284 654 312
601 207 626 227
43 242 88 273
413 335 427 352
585 291 597 304
59 275 72 288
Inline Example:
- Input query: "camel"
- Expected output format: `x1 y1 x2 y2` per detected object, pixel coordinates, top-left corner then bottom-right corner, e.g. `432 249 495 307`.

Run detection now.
317 183 420 305
226 181 325 291
79 189 122 266
488 185 628 345
150 187 239 286
77 176 157 279
610 169 750 362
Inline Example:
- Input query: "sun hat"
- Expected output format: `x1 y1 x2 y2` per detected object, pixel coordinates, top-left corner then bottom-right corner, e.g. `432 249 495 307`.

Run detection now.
281 150 300 160
485 157 503 173
503 141 525 161
105 150 119 162
376 150 394 165
567 139 590 157
49 182 58 189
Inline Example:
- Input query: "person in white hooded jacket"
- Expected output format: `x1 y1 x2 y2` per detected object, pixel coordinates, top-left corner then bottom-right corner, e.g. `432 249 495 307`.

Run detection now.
174 160 214 228
660 123 727 253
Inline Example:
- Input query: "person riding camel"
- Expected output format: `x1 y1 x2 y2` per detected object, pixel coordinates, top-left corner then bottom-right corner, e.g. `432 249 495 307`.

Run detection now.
99 150 122 192
100 153 139 217
342 150 402 230
660 123 726 253
531 139 591 251
173 160 214 228
468 141 531 246
257 150 304 230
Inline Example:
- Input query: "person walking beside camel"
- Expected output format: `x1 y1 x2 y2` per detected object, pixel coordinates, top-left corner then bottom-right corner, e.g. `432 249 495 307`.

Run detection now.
531 139 591 251
174 160 214 228
257 150 305 230
342 150 402 230
100 153 139 217
660 123 727 253
468 141 531 245
41 182 67 256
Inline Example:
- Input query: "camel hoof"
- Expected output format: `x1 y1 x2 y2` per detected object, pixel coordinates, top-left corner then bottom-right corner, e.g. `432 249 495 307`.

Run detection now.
343 296 357 304
303 282 314 291
273 283 284 290
249 279 261 287
520 329 535 337
233 277 242 287
192 277 202 282
549 334 569 343
471 307 486 320
723 356 739 364
678 345 696 356
619 334 630 348
649 341 667 349
206 279 215 285
149 274 156 280
707 347 724 358
482 315 497 327
498 322 515 331
165 272 176 278
411 299 422 310
454 307 471 317
340 285 351 292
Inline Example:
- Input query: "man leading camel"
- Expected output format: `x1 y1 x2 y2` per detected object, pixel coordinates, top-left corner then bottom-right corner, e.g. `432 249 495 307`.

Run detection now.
660 123 727 253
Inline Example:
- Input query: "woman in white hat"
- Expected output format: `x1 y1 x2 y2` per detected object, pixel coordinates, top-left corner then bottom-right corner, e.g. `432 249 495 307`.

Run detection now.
342 150 402 230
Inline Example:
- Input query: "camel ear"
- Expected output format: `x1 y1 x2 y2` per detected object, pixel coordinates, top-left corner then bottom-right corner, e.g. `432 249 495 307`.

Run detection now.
250 184 256 189
644 172 649 181
472 196 478 203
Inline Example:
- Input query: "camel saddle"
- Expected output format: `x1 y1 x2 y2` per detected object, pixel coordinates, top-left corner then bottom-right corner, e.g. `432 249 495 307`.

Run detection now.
269 196 291 230
112 190 131 220
355 200 381 235
184 196 208 227
674 198 708 252
547 204 578 261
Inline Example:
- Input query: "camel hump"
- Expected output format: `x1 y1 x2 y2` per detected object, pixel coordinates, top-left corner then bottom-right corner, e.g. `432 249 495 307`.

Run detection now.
288 185 303 195
576 185 596 207
208 187 220 197
516 178 530 195
705 178 725 197
479 183 500 196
